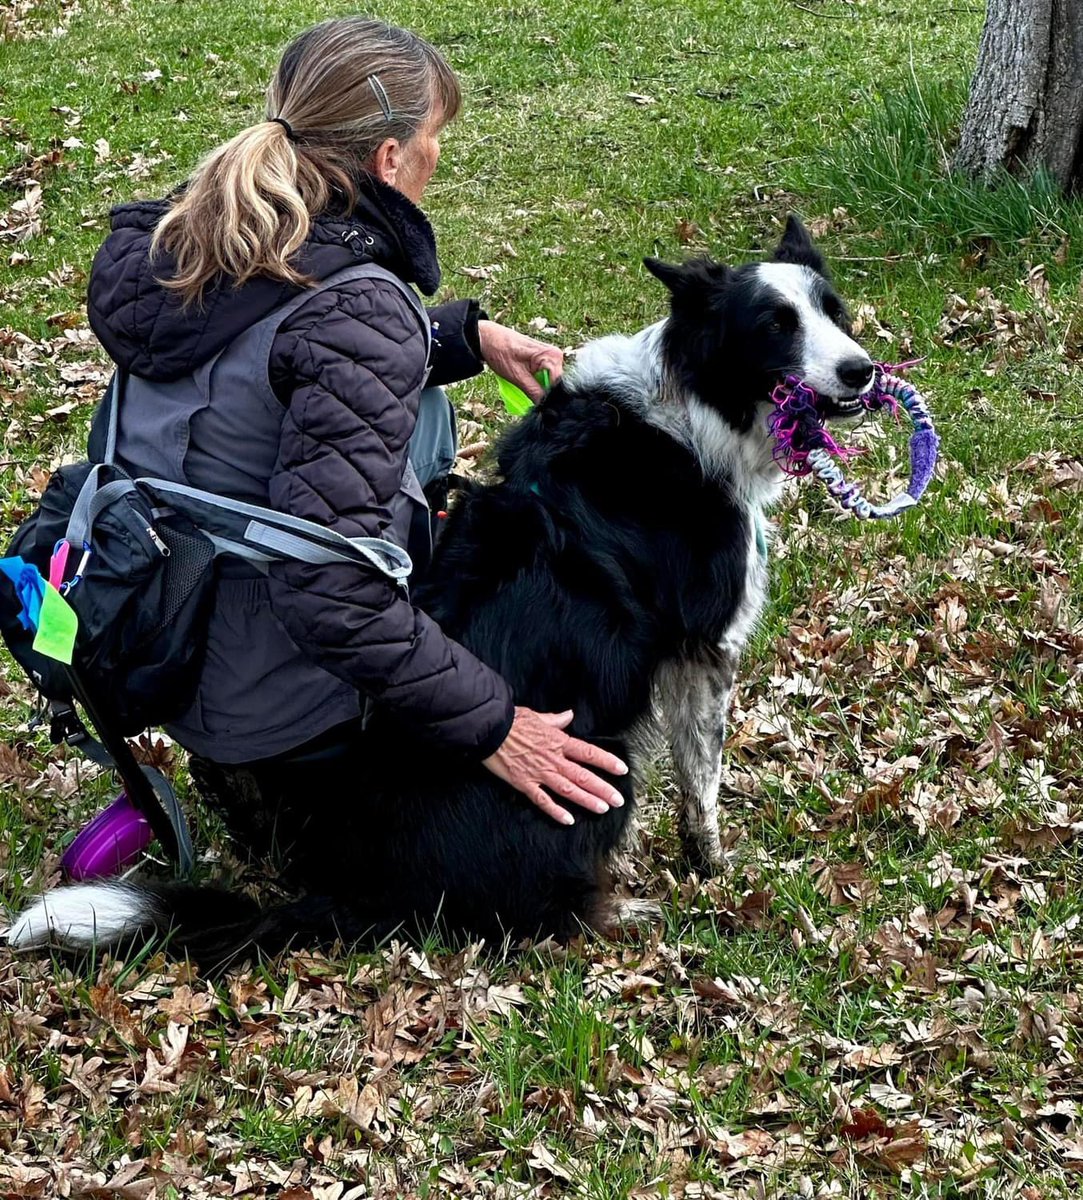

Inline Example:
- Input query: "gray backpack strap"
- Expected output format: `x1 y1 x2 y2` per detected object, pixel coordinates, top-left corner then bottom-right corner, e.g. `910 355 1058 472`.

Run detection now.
197 260 430 581
141 477 413 583
64 476 138 550
73 263 429 587
102 370 121 464
64 373 126 549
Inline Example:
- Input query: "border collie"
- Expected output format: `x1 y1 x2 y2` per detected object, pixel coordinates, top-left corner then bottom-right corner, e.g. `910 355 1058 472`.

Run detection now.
7 216 874 964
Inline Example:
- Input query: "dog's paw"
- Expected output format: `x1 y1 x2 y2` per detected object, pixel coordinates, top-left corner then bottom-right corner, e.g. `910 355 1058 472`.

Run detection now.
678 829 732 878
612 896 663 925
595 896 663 937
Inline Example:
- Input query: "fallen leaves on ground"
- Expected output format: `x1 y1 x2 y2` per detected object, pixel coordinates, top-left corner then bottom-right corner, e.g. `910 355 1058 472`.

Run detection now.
0 111 1081 1195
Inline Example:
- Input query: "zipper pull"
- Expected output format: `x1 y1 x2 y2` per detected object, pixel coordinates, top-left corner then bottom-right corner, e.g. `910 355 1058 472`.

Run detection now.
145 525 171 556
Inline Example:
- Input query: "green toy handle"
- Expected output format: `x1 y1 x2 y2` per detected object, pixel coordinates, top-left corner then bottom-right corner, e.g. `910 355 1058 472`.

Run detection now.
497 368 551 416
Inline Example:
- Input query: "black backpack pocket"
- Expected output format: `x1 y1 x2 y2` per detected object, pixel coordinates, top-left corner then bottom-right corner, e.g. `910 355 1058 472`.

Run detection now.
1 462 216 735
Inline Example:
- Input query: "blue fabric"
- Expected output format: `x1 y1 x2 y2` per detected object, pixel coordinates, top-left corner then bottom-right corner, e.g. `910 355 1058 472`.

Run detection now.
0 556 45 630
409 387 457 489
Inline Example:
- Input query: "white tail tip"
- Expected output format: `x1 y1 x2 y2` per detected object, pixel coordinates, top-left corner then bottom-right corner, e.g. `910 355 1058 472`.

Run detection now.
6 882 156 950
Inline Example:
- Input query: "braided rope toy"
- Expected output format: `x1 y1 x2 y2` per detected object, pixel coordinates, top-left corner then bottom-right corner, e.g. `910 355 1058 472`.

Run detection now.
767 365 939 520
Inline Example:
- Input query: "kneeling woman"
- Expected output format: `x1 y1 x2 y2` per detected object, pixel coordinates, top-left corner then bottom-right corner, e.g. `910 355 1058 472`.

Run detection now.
86 16 626 869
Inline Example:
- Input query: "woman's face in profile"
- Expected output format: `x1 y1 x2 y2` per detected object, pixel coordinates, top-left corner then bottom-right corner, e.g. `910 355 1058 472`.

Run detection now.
375 110 444 203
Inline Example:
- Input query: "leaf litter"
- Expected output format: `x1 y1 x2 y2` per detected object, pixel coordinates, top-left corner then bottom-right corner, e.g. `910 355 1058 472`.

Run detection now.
0 85 1079 1200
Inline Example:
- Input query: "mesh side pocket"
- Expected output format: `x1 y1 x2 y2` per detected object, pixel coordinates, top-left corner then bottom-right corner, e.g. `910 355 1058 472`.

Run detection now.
148 519 216 639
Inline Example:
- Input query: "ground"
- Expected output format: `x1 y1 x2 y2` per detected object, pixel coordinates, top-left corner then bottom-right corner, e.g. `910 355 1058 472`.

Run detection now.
0 1 1081 1196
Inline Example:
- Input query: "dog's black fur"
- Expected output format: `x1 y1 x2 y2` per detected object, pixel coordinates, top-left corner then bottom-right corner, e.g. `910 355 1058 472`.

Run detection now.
10 217 871 965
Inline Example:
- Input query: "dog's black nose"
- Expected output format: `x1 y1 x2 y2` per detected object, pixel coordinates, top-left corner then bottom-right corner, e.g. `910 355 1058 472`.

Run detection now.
837 357 874 390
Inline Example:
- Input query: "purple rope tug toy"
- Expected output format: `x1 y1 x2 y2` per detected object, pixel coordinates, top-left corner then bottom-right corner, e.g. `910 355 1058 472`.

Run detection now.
768 364 939 520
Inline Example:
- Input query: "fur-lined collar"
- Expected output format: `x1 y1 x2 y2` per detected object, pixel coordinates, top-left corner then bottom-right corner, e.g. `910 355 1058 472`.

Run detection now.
88 175 444 381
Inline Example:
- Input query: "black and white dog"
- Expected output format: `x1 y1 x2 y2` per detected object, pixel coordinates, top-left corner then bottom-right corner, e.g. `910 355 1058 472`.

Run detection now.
7 217 873 963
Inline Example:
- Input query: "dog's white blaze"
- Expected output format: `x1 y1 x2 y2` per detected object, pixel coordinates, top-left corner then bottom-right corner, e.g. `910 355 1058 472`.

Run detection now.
6 882 154 949
755 262 872 397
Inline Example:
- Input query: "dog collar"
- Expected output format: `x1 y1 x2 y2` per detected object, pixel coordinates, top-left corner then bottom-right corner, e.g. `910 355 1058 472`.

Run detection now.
753 510 768 562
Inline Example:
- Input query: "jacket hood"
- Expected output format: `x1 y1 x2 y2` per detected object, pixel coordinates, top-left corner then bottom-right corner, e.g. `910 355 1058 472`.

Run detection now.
87 177 442 382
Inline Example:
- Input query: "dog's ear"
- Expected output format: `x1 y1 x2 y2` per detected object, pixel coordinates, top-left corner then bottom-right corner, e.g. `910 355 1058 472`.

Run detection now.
644 256 731 301
643 257 687 293
772 214 828 276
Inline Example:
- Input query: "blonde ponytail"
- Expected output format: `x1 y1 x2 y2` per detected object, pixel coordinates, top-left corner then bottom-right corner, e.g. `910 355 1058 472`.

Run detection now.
151 17 461 306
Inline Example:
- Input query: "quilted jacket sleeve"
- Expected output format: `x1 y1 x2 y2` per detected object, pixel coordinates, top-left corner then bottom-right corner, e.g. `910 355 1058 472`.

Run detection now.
265 277 514 758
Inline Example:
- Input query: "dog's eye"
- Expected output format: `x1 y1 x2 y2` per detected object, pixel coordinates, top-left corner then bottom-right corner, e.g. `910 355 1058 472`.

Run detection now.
768 306 796 333
823 296 848 326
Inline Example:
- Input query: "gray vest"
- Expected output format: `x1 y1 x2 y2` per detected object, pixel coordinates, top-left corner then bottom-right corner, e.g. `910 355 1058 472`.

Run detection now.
110 265 431 763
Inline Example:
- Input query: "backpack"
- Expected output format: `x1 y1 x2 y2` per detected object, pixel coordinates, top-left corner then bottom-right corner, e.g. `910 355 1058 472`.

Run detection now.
0 263 429 873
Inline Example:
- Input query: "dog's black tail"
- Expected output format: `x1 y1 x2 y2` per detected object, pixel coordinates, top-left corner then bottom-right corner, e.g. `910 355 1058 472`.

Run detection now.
5 880 362 970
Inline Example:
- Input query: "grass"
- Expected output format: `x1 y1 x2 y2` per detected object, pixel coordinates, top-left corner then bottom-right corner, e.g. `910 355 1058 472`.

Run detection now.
798 77 1083 272
1 0 1082 1196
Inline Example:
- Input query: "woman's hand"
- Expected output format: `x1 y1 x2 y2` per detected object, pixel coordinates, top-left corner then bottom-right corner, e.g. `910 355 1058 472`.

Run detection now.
482 707 629 826
477 320 564 402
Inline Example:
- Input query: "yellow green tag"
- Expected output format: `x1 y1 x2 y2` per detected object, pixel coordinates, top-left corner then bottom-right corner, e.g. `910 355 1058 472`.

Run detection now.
32 582 78 665
497 369 551 416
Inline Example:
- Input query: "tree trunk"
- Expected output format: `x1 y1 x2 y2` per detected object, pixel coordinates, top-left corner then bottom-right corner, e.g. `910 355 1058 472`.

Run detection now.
953 0 1083 192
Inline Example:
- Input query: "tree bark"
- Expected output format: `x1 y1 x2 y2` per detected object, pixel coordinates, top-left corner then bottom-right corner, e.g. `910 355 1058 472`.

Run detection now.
953 0 1083 192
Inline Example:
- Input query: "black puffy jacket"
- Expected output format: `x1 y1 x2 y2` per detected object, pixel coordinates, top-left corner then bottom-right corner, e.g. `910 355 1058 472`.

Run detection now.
86 178 515 761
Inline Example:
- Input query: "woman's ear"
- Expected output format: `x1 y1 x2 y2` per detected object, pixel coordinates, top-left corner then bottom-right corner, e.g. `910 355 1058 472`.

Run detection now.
371 137 403 188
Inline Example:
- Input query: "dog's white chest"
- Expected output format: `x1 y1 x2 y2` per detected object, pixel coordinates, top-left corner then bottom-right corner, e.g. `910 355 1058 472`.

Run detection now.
721 505 770 657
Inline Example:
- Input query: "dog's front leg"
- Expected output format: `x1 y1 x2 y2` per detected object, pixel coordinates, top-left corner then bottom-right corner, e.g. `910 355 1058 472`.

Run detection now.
656 646 740 872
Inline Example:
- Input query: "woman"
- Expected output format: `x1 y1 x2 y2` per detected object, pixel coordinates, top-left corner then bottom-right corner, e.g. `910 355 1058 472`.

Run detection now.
86 16 626 857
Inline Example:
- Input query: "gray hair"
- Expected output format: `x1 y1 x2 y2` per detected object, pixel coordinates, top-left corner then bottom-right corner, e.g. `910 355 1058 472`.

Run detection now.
152 16 461 305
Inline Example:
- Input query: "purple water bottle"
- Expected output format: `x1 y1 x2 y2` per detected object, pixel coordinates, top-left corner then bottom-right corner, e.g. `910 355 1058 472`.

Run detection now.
60 792 154 881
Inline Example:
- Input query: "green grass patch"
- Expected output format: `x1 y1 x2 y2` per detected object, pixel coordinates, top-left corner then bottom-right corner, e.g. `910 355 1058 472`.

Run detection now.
797 78 1083 276
1 0 1081 1196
